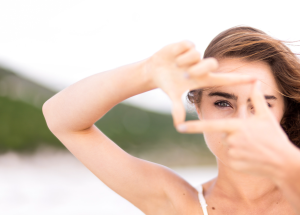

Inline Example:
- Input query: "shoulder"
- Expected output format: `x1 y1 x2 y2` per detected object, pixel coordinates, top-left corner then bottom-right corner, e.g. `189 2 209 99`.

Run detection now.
153 166 204 215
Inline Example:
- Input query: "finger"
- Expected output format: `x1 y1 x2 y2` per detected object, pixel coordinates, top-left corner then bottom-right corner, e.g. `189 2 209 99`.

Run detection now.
250 81 270 116
171 98 186 126
205 73 256 87
188 57 218 77
176 119 240 133
176 48 201 67
172 40 195 57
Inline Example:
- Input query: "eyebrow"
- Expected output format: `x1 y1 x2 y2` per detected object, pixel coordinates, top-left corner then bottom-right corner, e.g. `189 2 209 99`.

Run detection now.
208 92 238 100
208 91 277 101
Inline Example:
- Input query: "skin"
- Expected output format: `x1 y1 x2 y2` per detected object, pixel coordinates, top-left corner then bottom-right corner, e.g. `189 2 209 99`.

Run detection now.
179 58 300 214
42 41 300 214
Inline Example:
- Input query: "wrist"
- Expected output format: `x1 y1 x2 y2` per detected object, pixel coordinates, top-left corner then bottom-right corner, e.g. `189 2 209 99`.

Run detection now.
141 56 159 90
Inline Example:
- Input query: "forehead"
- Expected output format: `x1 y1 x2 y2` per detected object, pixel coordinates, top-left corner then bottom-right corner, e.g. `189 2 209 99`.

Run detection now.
209 58 280 96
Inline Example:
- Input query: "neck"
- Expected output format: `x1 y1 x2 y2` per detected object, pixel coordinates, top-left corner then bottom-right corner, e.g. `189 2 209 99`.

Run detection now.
210 160 283 204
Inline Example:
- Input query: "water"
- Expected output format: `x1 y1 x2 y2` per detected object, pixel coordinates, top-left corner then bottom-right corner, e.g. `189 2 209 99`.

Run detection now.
0 152 217 215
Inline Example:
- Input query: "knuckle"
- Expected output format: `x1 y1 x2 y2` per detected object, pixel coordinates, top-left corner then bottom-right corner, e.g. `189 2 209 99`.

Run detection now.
175 57 184 66
178 40 194 52
163 43 174 54
192 51 201 61
188 61 204 75
176 49 200 66
205 57 219 70
187 65 197 74
169 41 190 56
181 40 194 48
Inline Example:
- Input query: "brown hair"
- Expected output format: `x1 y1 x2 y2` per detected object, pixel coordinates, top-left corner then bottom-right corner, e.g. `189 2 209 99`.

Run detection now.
187 26 300 148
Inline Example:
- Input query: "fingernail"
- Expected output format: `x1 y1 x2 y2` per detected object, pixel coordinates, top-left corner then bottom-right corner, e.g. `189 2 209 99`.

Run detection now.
177 124 187 132
183 72 190 79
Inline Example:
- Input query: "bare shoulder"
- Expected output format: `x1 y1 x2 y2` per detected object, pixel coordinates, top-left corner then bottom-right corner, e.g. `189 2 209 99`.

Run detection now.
152 165 203 215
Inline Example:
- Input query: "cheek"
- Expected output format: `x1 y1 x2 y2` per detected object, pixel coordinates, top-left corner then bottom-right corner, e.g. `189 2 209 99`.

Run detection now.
199 101 219 120
203 132 225 158
271 100 285 122
199 98 233 120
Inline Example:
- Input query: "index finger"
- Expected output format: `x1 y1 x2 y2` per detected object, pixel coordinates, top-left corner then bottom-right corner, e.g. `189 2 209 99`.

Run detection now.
205 73 256 87
176 119 240 134
250 81 271 117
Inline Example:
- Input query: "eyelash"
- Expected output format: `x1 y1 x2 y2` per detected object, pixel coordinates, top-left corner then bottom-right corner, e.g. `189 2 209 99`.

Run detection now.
214 100 232 108
214 100 272 108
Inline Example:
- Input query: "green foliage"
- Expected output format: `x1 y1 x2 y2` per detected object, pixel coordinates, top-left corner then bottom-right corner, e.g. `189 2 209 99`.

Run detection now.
0 96 63 152
96 104 207 152
0 95 207 153
0 65 213 166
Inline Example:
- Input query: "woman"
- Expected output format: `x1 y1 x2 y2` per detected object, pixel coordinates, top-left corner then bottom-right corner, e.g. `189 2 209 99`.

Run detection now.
43 26 300 214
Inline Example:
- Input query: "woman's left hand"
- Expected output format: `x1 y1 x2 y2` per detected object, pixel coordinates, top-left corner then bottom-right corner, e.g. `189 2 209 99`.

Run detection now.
177 81 300 182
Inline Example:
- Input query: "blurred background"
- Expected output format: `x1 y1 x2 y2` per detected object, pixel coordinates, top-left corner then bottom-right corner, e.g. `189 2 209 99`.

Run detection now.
1 0 300 214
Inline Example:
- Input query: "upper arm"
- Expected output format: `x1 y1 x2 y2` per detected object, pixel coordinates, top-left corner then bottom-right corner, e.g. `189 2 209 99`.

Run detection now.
52 125 179 213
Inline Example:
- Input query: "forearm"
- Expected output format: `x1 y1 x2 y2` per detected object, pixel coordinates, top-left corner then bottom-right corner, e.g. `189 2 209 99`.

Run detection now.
276 146 300 214
43 59 155 132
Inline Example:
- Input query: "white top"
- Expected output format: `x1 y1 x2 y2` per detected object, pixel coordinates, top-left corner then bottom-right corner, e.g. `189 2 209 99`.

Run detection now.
196 184 209 215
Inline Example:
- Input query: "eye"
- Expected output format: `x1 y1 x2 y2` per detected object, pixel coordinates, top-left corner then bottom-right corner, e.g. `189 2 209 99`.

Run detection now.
214 100 232 108
250 103 272 109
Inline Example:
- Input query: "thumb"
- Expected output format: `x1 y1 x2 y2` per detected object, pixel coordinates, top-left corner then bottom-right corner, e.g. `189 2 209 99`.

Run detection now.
171 98 186 126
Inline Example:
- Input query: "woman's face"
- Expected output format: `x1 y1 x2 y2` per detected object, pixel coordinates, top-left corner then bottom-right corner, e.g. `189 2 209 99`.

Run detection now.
197 58 285 165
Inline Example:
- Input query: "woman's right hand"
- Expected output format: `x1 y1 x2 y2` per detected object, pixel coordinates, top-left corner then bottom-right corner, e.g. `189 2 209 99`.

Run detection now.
144 41 255 126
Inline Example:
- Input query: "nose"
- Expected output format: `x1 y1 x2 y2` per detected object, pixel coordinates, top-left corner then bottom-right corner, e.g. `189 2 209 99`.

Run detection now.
236 104 251 119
